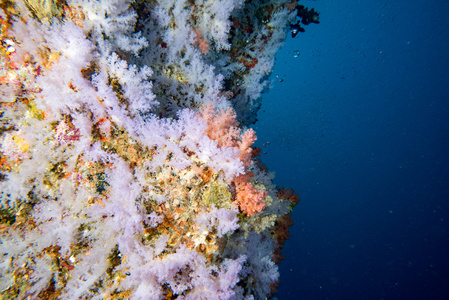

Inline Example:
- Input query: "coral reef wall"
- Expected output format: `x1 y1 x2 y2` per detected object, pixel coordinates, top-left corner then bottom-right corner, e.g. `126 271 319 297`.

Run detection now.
1 0 302 298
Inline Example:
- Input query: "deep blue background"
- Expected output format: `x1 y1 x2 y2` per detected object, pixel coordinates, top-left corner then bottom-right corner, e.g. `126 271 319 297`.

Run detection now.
253 1 449 299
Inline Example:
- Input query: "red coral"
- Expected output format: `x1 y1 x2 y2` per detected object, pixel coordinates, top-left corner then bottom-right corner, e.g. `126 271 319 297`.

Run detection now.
276 187 299 205
271 188 299 262
271 212 294 264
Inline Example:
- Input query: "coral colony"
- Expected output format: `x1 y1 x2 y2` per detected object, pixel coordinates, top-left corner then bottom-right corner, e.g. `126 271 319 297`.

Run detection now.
0 0 317 299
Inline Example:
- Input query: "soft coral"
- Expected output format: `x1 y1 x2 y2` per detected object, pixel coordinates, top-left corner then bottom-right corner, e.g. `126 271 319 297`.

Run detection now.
233 173 267 216
199 102 256 167
199 103 265 216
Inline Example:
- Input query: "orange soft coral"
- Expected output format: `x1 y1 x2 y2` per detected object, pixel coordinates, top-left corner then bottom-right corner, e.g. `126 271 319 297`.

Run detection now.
233 173 266 216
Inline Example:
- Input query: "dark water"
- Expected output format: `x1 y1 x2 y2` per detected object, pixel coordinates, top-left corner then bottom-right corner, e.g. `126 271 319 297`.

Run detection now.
254 0 449 299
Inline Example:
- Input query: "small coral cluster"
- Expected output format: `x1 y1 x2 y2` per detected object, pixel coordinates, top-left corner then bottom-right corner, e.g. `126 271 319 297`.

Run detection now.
0 0 305 299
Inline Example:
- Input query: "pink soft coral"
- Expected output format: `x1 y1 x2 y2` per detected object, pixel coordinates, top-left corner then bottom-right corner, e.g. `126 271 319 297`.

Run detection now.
200 102 239 147
233 173 267 216
193 29 210 55
199 103 266 216
199 102 256 167
238 128 256 167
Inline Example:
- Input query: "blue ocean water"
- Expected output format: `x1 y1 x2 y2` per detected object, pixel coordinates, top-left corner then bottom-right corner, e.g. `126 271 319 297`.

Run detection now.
253 0 449 299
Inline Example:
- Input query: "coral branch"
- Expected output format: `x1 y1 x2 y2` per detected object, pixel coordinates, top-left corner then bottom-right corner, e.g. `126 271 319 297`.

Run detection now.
193 28 210 55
